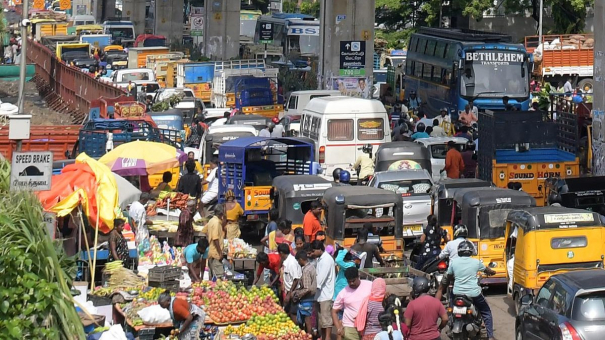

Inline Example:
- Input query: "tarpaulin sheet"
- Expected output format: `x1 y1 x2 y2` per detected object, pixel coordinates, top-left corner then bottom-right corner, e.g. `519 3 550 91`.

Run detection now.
37 153 119 233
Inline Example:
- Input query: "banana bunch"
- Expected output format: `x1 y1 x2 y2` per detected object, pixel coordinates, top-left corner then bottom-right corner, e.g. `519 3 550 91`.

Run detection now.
92 287 114 297
104 261 124 274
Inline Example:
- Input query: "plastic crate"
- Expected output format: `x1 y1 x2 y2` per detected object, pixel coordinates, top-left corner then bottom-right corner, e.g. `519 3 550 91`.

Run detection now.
148 266 182 282
148 279 180 291
138 328 155 340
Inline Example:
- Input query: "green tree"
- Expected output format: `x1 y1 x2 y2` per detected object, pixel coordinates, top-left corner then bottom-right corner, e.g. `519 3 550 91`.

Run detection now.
503 0 592 34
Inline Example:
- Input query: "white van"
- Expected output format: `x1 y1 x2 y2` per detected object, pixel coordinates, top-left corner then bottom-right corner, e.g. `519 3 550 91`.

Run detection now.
282 90 340 118
300 96 391 180
111 68 156 84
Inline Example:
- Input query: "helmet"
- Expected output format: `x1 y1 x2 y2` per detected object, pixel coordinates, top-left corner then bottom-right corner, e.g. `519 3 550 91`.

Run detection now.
466 140 476 151
440 107 448 112
410 90 416 95
340 170 351 183
457 240 474 257
453 224 468 239
362 143 373 155
412 277 430 298
272 117 280 124
267 122 275 129
332 168 343 181
399 124 409 134
416 122 426 132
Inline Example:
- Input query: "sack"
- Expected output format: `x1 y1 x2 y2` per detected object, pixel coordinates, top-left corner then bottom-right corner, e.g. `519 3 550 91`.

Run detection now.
99 325 128 340
137 305 172 325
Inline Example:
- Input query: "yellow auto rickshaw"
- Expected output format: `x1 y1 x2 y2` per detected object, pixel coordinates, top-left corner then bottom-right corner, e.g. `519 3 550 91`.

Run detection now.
504 206 605 312
450 187 536 285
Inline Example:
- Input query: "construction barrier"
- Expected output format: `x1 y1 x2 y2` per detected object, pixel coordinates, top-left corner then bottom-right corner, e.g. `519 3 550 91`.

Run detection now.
26 38 126 122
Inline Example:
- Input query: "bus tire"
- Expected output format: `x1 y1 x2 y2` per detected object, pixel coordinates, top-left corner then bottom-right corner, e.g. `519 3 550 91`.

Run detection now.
578 78 594 93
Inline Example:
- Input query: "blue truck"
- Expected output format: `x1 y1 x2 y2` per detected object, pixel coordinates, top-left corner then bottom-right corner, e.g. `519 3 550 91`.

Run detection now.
80 34 113 50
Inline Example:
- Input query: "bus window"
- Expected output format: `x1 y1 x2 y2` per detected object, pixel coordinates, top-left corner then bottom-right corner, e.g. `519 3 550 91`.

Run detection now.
432 66 442 83
422 64 433 81
310 117 321 140
409 36 418 51
274 24 285 48
416 39 426 53
327 119 353 141
426 40 436 55
358 118 384 140
406 61 414 76
443 69 452 85
414 62 423 77
435 42 446 58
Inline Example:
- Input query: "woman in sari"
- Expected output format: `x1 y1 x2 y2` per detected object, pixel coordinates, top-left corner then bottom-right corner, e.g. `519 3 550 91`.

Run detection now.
224 190 244 240
108 219 129 262
356 278 387 339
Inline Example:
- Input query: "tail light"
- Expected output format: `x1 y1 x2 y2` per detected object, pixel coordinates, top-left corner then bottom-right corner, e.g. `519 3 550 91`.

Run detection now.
454 299 466 307
319 146 325 164
437 261 447 272
559 321 581 340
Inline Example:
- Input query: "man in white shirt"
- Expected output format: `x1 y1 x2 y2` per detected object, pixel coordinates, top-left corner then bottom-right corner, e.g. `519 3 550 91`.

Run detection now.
461 68 475 91
563 78 573 98
270 117 284 137
129 192 153 244
436 108 451 125
280 243 302 321
312 240 335 340
430 119 447 137
199 157 219 215
259 122 276 137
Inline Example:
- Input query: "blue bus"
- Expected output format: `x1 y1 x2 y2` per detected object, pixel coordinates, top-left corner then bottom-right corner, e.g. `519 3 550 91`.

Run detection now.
253 13 320 62
404 28 531 118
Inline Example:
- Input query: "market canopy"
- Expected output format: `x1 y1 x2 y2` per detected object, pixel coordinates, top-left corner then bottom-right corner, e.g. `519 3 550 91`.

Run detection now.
37 153 120 233
99 141 188 176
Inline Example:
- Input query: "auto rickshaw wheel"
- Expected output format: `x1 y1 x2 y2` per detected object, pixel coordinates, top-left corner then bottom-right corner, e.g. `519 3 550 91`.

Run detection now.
513 291 521 316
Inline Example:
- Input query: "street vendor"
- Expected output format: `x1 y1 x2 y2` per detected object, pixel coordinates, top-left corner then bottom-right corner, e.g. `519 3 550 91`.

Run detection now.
176 200 197 247
151 171 173 198
253 251 282 288
224 190 244 240
129 193 153 244
109 219 129 262
158 291 206 340
184 238 209 282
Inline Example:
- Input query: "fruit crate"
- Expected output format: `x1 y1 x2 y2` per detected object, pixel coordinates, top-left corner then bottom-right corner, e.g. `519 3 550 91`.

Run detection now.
137 328 155 340
148 279 180 291
148 266 182 282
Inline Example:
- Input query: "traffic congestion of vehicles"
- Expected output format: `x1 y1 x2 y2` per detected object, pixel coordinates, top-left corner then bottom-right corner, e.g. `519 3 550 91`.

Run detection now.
2 1 604 339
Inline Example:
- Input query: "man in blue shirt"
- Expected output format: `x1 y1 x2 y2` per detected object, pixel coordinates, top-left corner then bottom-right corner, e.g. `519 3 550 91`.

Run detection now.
408 91 422 110
411 123 430 141
436 240 496 340
184 238 209 282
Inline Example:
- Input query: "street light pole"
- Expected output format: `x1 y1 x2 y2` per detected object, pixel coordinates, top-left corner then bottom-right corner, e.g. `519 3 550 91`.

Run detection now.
16 0 30 152
538 0 543 45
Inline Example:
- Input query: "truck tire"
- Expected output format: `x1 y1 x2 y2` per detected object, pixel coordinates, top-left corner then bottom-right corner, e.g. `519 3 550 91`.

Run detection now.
578 78 593 93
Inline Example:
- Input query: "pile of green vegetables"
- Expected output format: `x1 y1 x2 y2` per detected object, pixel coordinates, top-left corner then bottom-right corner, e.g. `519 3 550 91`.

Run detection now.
0 160 85 339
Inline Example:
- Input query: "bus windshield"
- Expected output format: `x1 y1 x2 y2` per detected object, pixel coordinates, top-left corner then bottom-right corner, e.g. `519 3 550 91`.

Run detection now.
287 35 320 57
460 50 528 98
241 19 257 39
108 27 134 40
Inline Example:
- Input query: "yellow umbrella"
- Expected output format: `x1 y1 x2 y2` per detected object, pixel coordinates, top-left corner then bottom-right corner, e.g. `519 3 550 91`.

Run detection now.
99 141 187 176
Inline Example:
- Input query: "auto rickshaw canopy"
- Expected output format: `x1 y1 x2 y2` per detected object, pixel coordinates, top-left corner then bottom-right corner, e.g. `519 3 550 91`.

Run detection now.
453 187 536 239
323 186 403 240
506 206 604 233
272 175 333 224
374 141 432 173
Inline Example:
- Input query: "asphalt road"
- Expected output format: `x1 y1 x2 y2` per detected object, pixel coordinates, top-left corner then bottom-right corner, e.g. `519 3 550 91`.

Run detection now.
484 286 516 340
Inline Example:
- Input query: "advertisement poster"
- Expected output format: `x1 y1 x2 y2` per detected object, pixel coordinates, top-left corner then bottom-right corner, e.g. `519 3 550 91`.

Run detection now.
329 77 370 98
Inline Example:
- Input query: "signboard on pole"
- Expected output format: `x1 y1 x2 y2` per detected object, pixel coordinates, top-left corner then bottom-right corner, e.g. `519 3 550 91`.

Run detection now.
259 23 273 44
10 151 53 191
190 15 204 36
339 41 366 76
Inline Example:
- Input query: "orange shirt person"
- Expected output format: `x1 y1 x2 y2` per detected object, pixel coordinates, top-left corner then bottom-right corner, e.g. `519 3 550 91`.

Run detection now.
303 200 323 242
441 141 465 179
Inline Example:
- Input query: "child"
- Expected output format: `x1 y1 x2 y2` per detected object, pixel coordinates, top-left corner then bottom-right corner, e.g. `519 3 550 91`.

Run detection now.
383 295 409 336
374 312 404 340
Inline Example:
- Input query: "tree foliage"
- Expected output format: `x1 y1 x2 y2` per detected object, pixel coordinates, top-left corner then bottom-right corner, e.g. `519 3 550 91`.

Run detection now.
503 0 592 34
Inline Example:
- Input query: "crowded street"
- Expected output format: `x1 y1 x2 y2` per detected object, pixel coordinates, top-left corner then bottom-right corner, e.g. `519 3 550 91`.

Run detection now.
1 0 605 339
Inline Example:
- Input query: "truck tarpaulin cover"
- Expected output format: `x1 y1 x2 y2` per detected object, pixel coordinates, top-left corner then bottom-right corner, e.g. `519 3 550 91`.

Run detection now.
37 153 119 233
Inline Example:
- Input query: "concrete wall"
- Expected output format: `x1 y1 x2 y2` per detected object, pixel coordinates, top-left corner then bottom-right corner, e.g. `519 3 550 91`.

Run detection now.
92 0 115 23
122 0 146 37
592 0 604 175
154 0 184 44
203 0 240 60
319 0 376 88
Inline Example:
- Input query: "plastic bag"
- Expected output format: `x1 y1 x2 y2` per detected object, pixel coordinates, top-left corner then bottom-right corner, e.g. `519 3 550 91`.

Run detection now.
99 325 128 340
137 305 171 325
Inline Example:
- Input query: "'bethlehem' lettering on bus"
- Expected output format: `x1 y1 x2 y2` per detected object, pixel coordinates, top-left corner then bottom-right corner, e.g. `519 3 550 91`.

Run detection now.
466 52 524 65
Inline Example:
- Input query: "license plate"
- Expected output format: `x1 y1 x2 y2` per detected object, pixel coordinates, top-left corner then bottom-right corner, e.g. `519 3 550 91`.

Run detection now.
408 225 423 232
453 306 467 314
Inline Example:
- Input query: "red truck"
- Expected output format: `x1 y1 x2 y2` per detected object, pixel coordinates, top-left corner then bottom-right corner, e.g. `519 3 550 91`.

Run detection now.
0 125 81 161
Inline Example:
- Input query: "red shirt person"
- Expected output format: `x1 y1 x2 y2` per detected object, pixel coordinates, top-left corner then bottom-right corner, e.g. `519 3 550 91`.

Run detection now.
253 252 282 286
404 277 448 340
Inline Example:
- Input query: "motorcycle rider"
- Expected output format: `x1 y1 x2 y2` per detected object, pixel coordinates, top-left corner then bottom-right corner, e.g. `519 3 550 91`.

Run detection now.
333 168 343 184
404 277 448 340
438 224 477 261
339 170 352 186
352 143 375 185
436 240 496 340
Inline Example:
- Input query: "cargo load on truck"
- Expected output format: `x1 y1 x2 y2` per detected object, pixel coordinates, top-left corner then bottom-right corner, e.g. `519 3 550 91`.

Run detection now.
478 110 580 205
30 19 68 40
211 59 282 117
127 46 170 68
175 62 216 102
40 35 79 53
525 34 594 92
